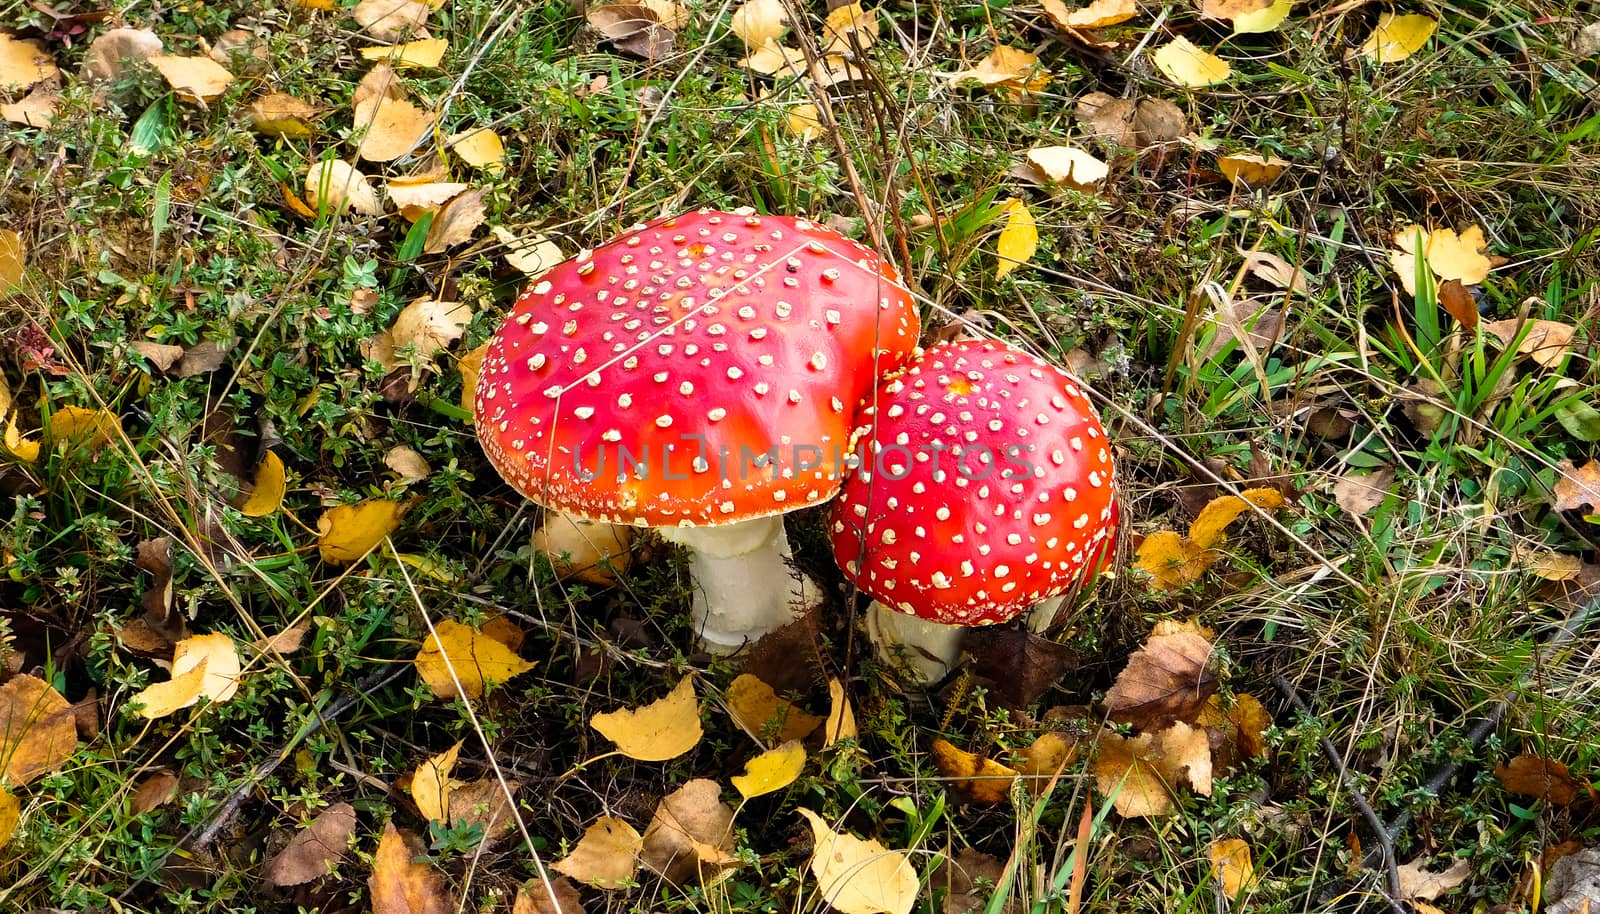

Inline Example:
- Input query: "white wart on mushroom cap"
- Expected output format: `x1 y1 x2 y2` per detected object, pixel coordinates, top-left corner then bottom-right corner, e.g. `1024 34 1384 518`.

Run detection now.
829 339 1117 625
474 208 921 526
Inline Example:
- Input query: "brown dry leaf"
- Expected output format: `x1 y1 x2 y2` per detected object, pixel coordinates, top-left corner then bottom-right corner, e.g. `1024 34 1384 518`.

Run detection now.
641 779 739 886
587 3 676 60
131 770 180 814
1153 37 1230 86
730 0 788 47
1437 279 1479 331
1495 755 1587 805
149 55 234 103
447 128 505 171
1210 838 1256 897
823 2 879 54
84 28 162 81
254 620 312 655
384 445 431 482
1395 857 1470 901
1025 145 1109 188
1014 731 1077 779
1330 465 1394 519
1075 92 1137 146
0 788 17 847
944 45 1053 95
1242 250 1308 293
247 93 317 138
359 37 448 68
0 674 76 785
824 677 857 746
1093 722 1212 817
239 450 288 517
798 808 919 914
130 340 185 371
414 619 537 700
1042 0 1137 29
725 673 824 745
448 777 522 844
2 80 59 127
370 821 451 914
515 876 586 914
963 626 1081 708
386 180 470 220
265 802 357 887
1390 224 1492 296
491 226 564 276
1104 630 1218 730
318 498 406 562
552 816 643 889
590 674 702 761
410 740 462 822
1483 318 1576 369
305 160 384 217
931 738 1018 805
1189 487 1284 548
354 94 435 162
1218 152 1289 189
930 848 1008 914
533 514 633 584
354 0 431 42
0 35 57 90
423 188 486 253
355 64 406 106
363 298 473 371
1519 550 1584 582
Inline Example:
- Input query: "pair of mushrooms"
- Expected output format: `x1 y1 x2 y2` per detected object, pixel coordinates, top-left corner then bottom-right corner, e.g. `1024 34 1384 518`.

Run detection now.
473 209 1117 681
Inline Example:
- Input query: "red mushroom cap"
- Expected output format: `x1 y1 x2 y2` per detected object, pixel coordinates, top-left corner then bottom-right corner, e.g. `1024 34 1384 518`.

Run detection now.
829 339 1116 625
474 208 920 526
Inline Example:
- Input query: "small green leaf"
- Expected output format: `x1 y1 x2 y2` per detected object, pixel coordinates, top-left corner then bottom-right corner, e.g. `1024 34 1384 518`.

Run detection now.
1555 398 1600 442
398 212 434 262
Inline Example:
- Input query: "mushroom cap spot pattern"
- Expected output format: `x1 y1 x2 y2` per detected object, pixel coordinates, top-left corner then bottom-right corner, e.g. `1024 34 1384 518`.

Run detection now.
829 339 1118 625
474 209 920 526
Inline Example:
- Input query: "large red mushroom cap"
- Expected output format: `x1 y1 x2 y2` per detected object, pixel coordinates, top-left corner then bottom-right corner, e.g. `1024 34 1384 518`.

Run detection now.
829 339 1117 625
474 208 920 526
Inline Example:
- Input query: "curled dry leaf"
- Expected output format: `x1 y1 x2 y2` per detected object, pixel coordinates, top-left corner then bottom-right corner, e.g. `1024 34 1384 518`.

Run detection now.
238 450 287 517
386 180 470 220
1092 721 1212 817
740 39 805 77
265 802 357 887
1153 37 1230 87
0 35 57 90
1395 857 1471 902
1218 152 1289 188
1195 692 1273 768
1332 464 1395 517
1554 460 1600 513
824 677 857 746
247 93 317 138
798 808 919 914
931 738 1018 805
84 28 162 82
354 0 431 42
587 3 676 60
354 94 436 162
129 340 185 372
318 498 406 562
1104 630 1218 730
1242 250 1307 293
364 297 473 371
414 619 537 700
725 673 824 745
730 0 788 47
1495 754 1588 806
552 816 643 889
1482 318 1576 369
458 342 488 418
515 876 586 914
1041 0 1137 30
384 444 431 481
491 226 564 276
640 779 738 886
1361 13 1438 63
131 770 180 814
423 187 486 253
2 80 59 127
0 674 76 785
305 160 384 217
410 740 461 822
1025 145 1109 187
370 822 452 914
149 55 234 103
944 45 1053 95
590 674 702 761
359 37 448 68
130 633 242 718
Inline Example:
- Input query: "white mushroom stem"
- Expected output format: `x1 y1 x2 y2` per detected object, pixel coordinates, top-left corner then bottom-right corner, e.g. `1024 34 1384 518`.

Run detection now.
656 516 819 653
865 602 966 685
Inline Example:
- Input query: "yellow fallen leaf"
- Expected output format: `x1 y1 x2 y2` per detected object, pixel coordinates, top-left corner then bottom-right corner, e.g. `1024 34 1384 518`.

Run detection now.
149 55 234 103
823 2 879 54
410 740 462 822
353 0 430 42
552 816 643 890
293 0 338 9
1389 224 1492 296
590 674 702 761
0 35 58 90
369 822 450 913
1041 0 1137 30
730 0 788 47
317 499 405 563
1361 13 1437 63
4 416 39 462
931 738 1018 805
1230 0 1291 33
1217 152 1289 188
995 197 1037 280
944 45 1052 94
173 633 242 704
0 787 17 846
354 94 436 162
305 160 385 217
459 343 488 419
132 657 210 719
448 128 505 171
490 226 563 276
1136 530 1214 590
1189 487 1284 549
731 740 806 799
247 92 317 138
0 228 22 290
239 450 287 517
359 37 448 68
363 297 473 370
786 103 822 143
798 808 919 914
1210 838 1256 897
0 674 76 784
1153 37 1230 87
1026 145 1109 187
47 406 119 450
739 39 805 77
385 181 471 221
414 619 537 700
2 81 59 127
824 677 857 746
1093 723 1212 817
725 673 824 745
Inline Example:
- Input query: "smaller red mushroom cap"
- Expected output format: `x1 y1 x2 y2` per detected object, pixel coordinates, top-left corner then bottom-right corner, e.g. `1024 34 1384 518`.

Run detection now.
829 339 1116 625
474 208 921 526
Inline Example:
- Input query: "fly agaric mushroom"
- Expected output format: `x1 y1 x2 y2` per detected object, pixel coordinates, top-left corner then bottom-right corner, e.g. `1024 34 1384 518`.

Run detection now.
475 208 919 651
829 339 1117 683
